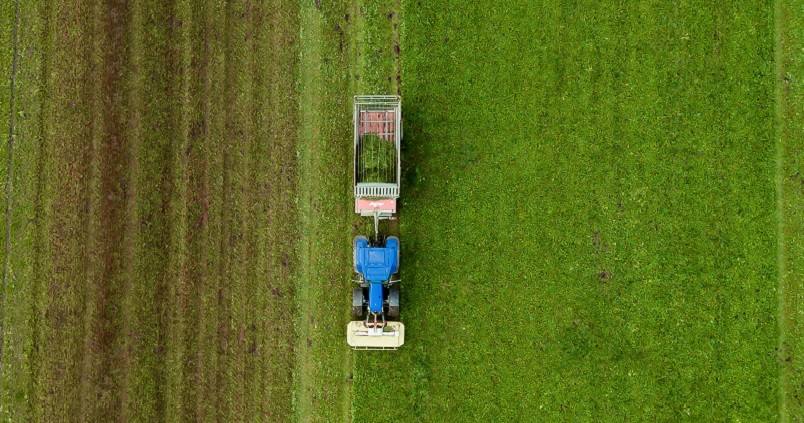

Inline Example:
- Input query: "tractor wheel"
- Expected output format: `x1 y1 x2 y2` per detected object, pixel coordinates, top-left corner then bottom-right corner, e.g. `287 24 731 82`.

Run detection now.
352 288 364 319
387 286 400 319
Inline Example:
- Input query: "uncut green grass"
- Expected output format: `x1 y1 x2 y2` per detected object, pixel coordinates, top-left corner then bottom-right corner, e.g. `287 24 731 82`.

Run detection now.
354 1 778 421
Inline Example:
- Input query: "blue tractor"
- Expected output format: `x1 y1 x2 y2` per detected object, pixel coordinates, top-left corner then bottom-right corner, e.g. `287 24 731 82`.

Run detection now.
347 235 404 349
347 95 404 350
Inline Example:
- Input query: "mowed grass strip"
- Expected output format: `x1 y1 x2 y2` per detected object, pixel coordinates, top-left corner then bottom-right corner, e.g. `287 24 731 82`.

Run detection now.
127 0 185 418
294 1 357 421
777 0 804 419
36 1 101 420
0 2 10 404
258 1 300 420
355 1 779 421
0 0 302 421
80 1 132 420
128 0 302 420
0 0 44 420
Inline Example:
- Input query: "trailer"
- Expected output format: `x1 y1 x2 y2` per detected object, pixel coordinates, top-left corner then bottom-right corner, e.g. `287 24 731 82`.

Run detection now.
353 95 401 221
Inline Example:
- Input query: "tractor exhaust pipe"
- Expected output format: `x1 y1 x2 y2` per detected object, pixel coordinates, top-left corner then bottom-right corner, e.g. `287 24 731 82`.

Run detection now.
373 211 379 240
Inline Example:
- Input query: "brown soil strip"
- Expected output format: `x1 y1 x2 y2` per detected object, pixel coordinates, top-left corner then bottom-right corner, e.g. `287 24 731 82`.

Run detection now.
38 1 99 420
78 0 135 420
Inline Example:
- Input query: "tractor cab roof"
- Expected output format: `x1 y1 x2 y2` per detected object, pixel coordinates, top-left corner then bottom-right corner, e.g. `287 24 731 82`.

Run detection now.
354 236 399 283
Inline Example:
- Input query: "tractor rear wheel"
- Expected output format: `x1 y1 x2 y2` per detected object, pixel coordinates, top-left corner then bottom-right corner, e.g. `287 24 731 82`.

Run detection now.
387 286 400 319
352 288 365 318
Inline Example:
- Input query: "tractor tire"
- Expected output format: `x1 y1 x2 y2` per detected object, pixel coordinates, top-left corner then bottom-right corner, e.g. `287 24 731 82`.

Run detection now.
387 285 400 319
352 288 365 319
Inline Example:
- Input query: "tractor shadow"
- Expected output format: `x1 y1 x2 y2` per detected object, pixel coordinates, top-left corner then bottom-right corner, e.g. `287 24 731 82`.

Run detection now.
396 101 426 324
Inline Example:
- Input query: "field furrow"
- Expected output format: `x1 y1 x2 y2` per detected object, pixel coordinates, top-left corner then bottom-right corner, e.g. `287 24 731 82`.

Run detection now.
80 1 133 420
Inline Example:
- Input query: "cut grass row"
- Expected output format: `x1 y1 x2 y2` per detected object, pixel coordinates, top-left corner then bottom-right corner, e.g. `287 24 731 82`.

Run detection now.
0 0 300 421
292 1 402 421
777 0 804 419
354 1 780 421
293 1 355 421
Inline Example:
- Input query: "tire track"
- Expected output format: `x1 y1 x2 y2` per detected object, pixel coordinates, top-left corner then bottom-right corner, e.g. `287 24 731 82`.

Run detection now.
218 0 255 419
163 0 192 419
243 2 264 418
197 1 227 420
293 4 324 420
189 1 227 420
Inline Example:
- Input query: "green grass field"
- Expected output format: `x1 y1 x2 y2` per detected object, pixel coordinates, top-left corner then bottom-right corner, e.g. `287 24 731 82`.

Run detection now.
0 0 801 422
353 1 787 421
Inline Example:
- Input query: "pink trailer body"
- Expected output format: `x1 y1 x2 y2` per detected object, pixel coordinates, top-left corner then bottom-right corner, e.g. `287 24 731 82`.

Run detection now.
358 111 397 141
355 198 397 215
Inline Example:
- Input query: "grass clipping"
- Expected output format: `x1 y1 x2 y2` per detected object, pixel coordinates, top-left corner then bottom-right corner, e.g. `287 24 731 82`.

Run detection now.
358 134 396 183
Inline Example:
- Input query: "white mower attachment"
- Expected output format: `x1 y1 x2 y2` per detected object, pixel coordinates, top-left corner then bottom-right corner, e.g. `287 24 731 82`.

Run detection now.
346 321 405 350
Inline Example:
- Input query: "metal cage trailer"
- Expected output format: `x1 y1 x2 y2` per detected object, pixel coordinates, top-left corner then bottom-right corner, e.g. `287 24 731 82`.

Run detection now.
353 95 402 220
